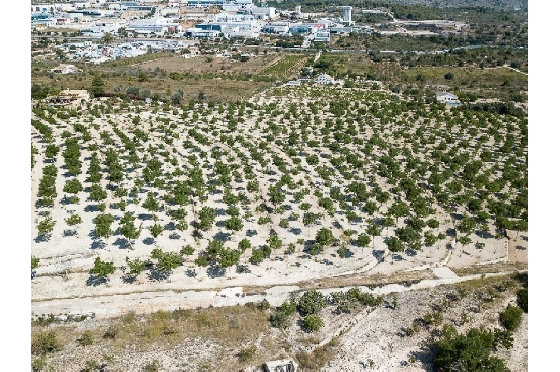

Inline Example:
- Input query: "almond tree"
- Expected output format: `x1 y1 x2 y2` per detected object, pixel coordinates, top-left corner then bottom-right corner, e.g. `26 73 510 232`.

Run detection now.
90 257 115 279
119 212 142 248
94 213 114 241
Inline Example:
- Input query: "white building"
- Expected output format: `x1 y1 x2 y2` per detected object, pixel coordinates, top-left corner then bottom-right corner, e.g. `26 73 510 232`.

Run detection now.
314 30 330 42
341 6 352 24
435 91 461 105
316 73 335 84
251 7 276 20
262 22 290 35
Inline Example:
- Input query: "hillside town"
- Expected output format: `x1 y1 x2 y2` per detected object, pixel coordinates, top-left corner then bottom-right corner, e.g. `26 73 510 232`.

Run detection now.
32 0 471 64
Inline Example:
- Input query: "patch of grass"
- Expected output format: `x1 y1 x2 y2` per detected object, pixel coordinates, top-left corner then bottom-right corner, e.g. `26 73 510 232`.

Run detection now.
32 331 61 355
143 359 162 372
237 345 257 362
77 330 94 346
295 337 340 370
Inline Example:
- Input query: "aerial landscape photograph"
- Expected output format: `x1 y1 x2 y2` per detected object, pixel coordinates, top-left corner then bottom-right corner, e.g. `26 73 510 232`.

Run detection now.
28 0 531 370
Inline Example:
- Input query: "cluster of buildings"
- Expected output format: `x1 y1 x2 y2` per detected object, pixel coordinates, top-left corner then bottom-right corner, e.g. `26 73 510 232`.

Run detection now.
31 1 362 41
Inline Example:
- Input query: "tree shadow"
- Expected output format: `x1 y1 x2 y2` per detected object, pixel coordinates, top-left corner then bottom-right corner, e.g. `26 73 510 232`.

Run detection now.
392 253 404 261
215 220 226 227
164 222 176 231
236 265 251 274
147 267 171 282
215 208 226 217
90 239 107 250
86 274 108 287
332 221 343 229
63 229 78 237
516 245 526 250
207 265 226 278
36 230 54 243
246 229 258 237
475 230 492 239
113 238 129 249
372 249 385 261
290 227 302 235
405 248 417 257
121 274 137 284
406 344 436 371
213 231 230 241
169 232 181 240
451 212 463 221
185 268 197 277
301 240 315 252
138 213 153 221
445 228 456 237
84 204 98 212
143 237 155 245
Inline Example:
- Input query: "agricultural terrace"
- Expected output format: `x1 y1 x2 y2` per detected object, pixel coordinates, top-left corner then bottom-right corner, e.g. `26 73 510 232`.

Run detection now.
31 83 527 306
259 54 308 80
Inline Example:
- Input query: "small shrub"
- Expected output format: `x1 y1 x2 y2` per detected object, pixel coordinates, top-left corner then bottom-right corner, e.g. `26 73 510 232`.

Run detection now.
257 299 270 310
103 325 119 339
302 314 324 333
517 288 528 313
237 345 257 361
270 310 290 329
31 356 48 371
281 299 298 316
298 290 326 315
77 330 94 346
32 331 61 354
499 305 523 331
144 359 162 372
82 360 101 372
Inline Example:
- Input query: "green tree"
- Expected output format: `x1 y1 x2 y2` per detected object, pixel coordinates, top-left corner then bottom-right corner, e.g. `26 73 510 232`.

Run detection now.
101 32 114 45
239 238 251 252
94 213 114 239
142 192 160 214
88 74 105 98
149 223 164 240
45 144 59 158
89 184 108 202
90 257 115 277
119 212 142 247
357 233 371 258
434 326 509 371
249 248 264 265
125 257 146 278
63 178 83 194
151 248 183 273
302 314 324 332
388 201 409 223
225 216 243 232
315 227 335 246
218 248 241 277
65 213 82 226
386 236 404 253
268 184 285 209
37 216 55 237
32 256 40 270
298 290 326 315
198 206 216 231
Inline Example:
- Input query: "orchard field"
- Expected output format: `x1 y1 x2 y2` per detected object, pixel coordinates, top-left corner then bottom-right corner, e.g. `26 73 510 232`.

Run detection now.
31 82 527 304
